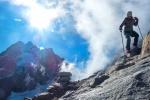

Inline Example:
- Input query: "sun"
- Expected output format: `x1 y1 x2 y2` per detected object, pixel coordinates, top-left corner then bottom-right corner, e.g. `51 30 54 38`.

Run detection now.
26 5 62 31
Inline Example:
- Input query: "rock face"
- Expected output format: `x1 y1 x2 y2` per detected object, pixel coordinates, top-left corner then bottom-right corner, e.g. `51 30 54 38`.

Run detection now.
26 72 78 100
59 34 150 100
0 41 63 100
64 55 150 100
141 32 150 57
57 72 72 86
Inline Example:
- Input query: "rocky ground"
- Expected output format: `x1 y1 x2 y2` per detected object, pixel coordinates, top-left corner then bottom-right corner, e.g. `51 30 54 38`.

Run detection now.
61 54 150 100
27 54 150 100
60 33 150 100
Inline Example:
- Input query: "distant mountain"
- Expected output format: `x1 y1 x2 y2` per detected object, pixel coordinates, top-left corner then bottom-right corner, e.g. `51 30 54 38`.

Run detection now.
0 41 63 100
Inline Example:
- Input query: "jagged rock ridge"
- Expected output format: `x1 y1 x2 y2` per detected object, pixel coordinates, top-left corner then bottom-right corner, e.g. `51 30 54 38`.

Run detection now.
0 41 63 100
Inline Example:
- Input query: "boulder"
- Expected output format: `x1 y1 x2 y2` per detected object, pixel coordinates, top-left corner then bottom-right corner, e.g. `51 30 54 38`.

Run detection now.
47 83 63 93
141 32 150 57
65 82 79 90
58 72 72 77
24 97 32 100
47 85 55 93
130 47 141 57
29 72 75 100
32 92 53 100
90 74 109 88
47 83 66 98
56 72 72 86
57 76 71 82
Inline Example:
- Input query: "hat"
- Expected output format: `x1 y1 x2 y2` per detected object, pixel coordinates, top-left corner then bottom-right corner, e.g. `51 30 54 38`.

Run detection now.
127 11 132 17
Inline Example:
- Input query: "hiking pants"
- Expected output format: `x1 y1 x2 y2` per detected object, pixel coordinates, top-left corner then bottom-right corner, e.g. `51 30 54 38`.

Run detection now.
124 31 139 51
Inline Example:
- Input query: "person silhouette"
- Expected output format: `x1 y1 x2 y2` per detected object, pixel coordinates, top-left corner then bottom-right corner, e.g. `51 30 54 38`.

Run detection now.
119 11 139 53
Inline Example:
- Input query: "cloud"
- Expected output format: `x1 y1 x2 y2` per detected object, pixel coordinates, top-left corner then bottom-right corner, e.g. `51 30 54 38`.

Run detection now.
60 61 86 80
9 0 66 31
68 0 122 78
14 18 22 22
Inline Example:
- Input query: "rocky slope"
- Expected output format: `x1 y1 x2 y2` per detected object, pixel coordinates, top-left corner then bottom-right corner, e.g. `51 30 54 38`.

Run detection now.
61 54 150 100
0 41 63 100
60 33 150 100
29 32 150 100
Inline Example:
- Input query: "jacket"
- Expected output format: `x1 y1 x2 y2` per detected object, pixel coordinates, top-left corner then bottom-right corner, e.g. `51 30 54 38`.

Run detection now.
120 17 138 32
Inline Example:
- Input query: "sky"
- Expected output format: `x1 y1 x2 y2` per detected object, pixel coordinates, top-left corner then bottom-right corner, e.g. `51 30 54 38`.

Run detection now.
0 0 89 63
0 0 150 80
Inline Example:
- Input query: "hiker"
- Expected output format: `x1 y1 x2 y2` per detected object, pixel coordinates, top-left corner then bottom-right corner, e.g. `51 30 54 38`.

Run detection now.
119 11 139 53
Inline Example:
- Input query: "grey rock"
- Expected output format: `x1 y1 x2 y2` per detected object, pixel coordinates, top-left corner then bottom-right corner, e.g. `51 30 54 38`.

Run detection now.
58 72 72 77
57 77 71 82
60 55 150 100
32 92 53 100
90 74 109 88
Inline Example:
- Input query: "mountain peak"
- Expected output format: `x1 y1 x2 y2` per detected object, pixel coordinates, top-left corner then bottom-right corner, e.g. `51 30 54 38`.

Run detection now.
25 41 37 50
15 41 24 45
0 41 64 100
10 41 25 49
25 41 34 46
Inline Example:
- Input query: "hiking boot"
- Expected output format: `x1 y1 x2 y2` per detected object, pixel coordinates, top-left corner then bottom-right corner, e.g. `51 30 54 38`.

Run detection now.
131 46 141 56
126 49 131 54
132 45 138 49
126 49 131 57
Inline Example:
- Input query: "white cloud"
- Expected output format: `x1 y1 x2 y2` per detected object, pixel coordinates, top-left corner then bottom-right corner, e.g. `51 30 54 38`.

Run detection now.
14 18 22 22
10 0 66 31
60 61 86 80
69 0 121 78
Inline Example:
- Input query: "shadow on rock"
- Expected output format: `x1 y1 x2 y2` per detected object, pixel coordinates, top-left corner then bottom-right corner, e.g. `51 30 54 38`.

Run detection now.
24 72 79 100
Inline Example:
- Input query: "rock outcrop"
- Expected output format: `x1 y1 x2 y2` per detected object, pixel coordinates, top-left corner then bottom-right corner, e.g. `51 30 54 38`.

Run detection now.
63 55 150 100
141 32 150 57
25 72 78 100
0 41 63 100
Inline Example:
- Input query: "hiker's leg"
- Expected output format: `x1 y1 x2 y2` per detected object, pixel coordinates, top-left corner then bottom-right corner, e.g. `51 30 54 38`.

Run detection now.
125 33 131 51
132 31 139 47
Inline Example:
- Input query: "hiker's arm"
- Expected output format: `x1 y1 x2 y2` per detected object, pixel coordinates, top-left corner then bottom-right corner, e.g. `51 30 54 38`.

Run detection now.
134 17 138 26
119 18 126 31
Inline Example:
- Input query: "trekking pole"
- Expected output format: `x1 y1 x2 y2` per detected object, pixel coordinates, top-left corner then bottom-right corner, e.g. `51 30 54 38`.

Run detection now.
137 25 144 40
120 31 126 58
